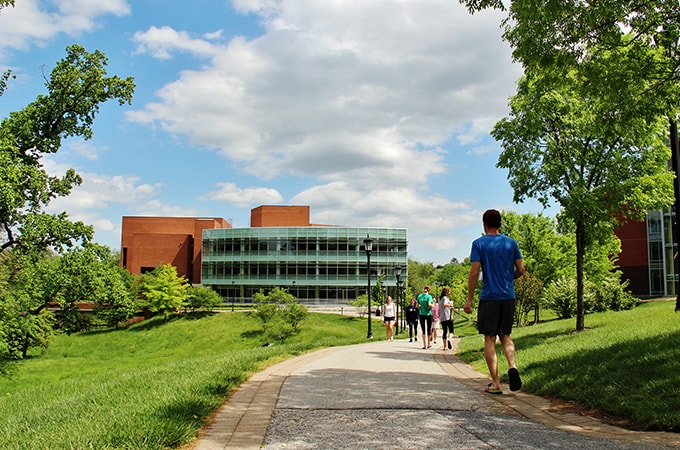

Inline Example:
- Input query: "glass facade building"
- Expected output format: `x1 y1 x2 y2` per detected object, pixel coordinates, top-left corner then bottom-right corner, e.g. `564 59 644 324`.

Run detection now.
646 209 677 296
201 226 408 304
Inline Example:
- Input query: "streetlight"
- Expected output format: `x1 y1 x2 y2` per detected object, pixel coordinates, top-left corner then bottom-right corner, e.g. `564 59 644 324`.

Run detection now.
395 265 402 335
364 235 373 339
231 280 235 312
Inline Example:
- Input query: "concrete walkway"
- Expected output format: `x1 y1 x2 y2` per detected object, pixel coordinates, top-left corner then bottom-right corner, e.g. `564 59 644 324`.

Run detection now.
190 338 679 449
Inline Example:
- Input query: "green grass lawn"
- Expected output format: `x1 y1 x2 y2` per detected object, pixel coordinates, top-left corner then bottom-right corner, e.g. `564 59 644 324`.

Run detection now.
2 303 679 449
456 299 680 431
0 312 368 449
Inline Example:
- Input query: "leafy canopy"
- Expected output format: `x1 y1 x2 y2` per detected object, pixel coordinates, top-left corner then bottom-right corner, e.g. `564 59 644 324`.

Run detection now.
0 44 135 255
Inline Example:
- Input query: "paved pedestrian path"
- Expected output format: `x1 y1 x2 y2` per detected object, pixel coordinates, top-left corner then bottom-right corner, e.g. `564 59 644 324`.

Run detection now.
190 338 679 449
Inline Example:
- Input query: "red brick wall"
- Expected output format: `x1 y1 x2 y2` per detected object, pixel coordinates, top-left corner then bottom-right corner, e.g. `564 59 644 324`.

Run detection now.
251 205 310 227
615 219 649 296
616 220 648 266
120 217 230 282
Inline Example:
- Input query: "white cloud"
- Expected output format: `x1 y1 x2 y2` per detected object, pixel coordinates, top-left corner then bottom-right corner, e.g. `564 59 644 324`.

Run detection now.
127 1 520 186
201 182 283 208
0 0 130 52
132 26 223 59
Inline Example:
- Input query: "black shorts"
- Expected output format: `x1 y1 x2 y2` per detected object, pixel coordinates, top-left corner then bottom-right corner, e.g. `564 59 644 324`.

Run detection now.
477 299 515 337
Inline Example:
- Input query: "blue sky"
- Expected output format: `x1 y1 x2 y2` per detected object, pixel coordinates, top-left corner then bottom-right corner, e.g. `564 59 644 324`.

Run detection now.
0 0 550 265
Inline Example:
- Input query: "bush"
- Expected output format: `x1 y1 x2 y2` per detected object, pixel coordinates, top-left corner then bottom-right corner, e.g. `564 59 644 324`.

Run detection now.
185 285 223 312
543 276 578 319
253 287 308 342
348 294 368 317
514 272 543 326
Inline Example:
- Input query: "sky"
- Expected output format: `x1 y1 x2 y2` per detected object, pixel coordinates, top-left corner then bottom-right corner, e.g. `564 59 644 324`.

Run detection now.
0 0 551 265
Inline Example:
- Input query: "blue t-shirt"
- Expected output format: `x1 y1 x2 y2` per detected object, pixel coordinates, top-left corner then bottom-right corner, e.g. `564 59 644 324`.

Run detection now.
470 234 522 301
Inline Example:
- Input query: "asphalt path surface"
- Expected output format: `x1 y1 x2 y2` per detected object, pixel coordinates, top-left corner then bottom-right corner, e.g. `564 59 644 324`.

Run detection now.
260 339 667 449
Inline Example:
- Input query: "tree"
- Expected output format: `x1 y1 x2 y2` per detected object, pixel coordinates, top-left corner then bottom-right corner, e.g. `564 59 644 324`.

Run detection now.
492 46 675 330
500 211 574 287
461 0 680 313
139 264 190 321
0 44 135 256
0 251 54 361
514 272 543 326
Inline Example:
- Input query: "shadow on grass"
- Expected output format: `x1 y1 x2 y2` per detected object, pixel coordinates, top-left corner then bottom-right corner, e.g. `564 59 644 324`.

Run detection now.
123 312 217 333
525 330 680 431
457 328 576 366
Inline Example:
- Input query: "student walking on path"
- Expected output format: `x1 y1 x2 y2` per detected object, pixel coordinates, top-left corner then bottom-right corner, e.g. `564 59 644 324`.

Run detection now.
405 298 420 342
417 286 434 349
439 287 454 351
464 209 525 395
382 296 396 341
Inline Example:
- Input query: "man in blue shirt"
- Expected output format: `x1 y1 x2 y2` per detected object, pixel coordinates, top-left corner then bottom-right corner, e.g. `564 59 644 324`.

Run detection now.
464 209 525 394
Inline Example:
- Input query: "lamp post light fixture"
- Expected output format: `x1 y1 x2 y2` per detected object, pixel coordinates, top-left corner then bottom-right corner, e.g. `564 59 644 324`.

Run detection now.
395 265 402 335
364 235 373 339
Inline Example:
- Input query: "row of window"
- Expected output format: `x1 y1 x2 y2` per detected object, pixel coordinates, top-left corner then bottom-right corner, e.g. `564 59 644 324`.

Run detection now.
203 238 405 255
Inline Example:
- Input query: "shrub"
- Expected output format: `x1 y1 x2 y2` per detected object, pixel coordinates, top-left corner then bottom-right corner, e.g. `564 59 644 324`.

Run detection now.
590 277 638 312
185 285 223 312
514 272 543 326
253 287 308 342
543 276 578 319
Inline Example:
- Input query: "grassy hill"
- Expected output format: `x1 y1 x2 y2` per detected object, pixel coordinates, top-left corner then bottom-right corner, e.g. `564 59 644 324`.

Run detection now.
0 311 368 449
1 301 678 449
457 299 680 431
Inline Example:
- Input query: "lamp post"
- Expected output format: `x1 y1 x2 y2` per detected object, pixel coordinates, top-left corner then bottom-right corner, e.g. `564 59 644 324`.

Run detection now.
364 235 373 339
231 280 235 312
395 265 402 335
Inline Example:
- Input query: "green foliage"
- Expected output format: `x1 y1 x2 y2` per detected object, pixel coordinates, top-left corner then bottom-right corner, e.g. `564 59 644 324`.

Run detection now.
514 271 543 326
139 264 190 321
253 287 308 342
348 294 368 316
0 251 57 362
544 273 637 320
501 211 574 286
0 290 54 361
543 276 581 319
184 285 224 312
590 278 639 313
0 44 134 256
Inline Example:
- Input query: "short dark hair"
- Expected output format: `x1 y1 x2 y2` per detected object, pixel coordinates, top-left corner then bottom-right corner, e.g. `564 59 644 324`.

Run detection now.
483 209 502 229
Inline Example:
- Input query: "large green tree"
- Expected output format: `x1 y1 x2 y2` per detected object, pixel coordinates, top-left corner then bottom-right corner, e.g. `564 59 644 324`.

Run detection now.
461 0 680 313
493 46 674 330
0 42 134 363
0 44 135 255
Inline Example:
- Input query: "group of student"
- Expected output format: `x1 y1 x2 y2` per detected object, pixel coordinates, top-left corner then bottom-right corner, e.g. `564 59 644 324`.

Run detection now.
398 285 455 351
381 209 526 395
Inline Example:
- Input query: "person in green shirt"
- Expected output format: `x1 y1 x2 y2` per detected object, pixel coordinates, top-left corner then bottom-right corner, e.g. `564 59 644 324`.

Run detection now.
416 286 434 349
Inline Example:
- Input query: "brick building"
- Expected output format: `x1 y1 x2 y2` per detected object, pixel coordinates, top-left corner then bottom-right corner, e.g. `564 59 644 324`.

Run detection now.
120 216 231 283
120 206 408 304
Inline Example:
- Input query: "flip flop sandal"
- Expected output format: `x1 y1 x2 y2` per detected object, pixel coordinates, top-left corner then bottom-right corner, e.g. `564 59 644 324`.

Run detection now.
508 368 522 392
485 384 502 395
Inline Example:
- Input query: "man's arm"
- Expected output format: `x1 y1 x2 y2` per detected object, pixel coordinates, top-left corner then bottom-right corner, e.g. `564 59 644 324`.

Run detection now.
464 261 481 313
514 259 526 279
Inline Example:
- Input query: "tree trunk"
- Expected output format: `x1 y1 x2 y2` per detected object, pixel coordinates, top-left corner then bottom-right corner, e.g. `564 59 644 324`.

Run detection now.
575 217 586 331
671 118 680 312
